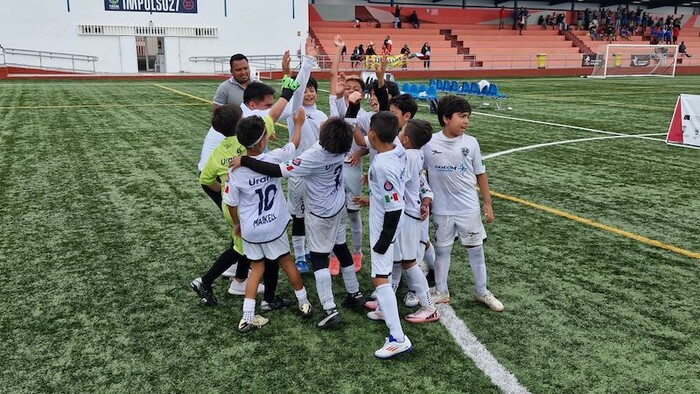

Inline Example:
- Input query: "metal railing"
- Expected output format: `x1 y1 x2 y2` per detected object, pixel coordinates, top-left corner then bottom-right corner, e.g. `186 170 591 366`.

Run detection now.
1 47 98 72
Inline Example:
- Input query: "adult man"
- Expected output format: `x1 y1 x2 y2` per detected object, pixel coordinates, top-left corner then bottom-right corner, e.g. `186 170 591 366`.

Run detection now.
213 54 251 110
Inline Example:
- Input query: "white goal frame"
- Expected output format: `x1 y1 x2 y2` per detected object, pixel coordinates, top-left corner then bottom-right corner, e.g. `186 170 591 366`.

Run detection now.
590 44 678 79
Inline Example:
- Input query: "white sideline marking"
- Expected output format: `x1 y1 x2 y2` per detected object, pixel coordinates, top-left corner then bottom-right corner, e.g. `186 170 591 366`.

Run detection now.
439 304 531 394
484 133 666 160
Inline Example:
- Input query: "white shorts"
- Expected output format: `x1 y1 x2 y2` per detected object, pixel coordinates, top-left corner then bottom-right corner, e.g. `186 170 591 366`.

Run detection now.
371 243 395 278
243 234 291 261
287 177 305 218
420 216 430 244
433 212 486 247
305 209 346 254
343 162 362 210
394 214 421 262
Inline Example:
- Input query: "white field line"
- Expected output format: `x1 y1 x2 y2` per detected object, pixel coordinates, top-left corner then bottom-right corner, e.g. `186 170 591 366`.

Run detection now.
484 133 666 160
439 304 531 394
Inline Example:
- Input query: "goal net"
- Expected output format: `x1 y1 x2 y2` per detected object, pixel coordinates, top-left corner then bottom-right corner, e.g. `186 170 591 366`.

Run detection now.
590 44 678 78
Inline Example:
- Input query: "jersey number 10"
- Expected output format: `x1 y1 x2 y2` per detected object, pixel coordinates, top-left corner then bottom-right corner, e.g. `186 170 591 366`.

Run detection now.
254 184 277 215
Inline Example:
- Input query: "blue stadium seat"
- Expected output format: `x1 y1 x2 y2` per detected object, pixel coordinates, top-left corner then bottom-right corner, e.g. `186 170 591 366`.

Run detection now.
426 85 438 100
442 80 451 91
470 82 481 95
401 82 410 94
459 81 470 95
436 79 444 91
450 81 459 92
429 79 437 86
409 83 420 98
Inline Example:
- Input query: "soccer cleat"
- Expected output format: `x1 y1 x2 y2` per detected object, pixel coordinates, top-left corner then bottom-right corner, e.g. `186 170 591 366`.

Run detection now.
328 256 340 276
364 300 378 311
352 252 363 272
261 296 291 312
474 290 505 312
341 291 366 308
295 257 310 274
237 315 269 333
228 278 265 295
431 289 451 304
403 291 420 308
221 263 238 278
374 335 413 359
190 277 218 306
367 310 384 321
298 302 312 318
405 306 440 323
317 308 342 329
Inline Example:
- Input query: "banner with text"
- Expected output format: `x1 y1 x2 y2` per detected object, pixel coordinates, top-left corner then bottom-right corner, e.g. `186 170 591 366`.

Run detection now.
666 94 700 149
104 0 197 14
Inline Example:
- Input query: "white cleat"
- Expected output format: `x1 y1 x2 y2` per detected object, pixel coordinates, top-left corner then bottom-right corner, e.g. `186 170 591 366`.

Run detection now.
374 335 412 359
474 289 504 312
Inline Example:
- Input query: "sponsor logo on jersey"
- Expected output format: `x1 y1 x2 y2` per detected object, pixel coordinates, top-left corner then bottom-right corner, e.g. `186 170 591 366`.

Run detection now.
384 181 394 191
384 193 399 203
434 163 468 174
292 158 302 166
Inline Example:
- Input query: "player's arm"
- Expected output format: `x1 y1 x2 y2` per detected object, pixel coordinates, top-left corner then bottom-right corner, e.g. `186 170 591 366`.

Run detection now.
476 173 494 224
374 56 390 111
419 172 433 220
373 167 403 254
199 154 221 192
289 39 318 115
373 209 402 254
212 83 227 111
230 156 283 178
267 65 301 123
227 204 241 236
329 35 345 99
289 108 305 148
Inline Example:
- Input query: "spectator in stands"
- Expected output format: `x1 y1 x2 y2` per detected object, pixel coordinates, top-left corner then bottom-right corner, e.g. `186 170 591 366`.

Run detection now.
400 44 411 70
577 12 583 30
366 42 377 56
679 42 692 57
672 25 680 45
421 42 431 69
213 53 250 110
499 7 506 30
358 44 365 61
664 27 672 45
409 10 420 29
351 46 361 69
605 25 616 43
590 25 600 41
518 12 527 35
394 5 402 28
354 18 361 28
382 36 393 55
341 44 347 62
620 26 632 40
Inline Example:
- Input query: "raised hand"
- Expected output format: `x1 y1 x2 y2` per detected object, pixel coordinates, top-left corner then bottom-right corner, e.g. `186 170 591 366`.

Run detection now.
293 107 306 127
334 35 345 48
305 37 317 58
228 155 242 170
348 91 363 105
334 72 346 96
282 50 291 76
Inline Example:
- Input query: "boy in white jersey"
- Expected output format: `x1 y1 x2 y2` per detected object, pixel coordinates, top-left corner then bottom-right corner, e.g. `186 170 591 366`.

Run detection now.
364 112 412 359
421 95 504 312
231 117 367 329
225 112 312 333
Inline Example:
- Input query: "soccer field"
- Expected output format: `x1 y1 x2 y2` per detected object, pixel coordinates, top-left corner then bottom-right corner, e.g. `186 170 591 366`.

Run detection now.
1 76 698 393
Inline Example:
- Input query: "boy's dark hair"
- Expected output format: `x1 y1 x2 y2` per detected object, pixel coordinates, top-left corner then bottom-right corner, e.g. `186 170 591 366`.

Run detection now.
243 82 275 105
369 80 400 98
345 75 366 92
307 76 318 91
211 104 243 137
436 95 472 127
235 116 267 148
229 53 248 68
390 94 418 118
403 119 433 149
319 117 353 154
370 111 400 143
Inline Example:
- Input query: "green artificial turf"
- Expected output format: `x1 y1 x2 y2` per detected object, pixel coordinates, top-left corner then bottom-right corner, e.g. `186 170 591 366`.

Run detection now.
1 76 698 393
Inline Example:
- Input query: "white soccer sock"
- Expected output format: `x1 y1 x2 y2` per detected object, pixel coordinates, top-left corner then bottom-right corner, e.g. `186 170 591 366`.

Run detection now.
292 236 306 260
434 245 453 293
243 298 256 323
340 265 360 293
348 210 363 253
375 283 405 342
294 287 309 306
467 245 488 295
314 268 336 310
391 263 403 292
424 243 436 270
405 264 433 308
416 243 426 269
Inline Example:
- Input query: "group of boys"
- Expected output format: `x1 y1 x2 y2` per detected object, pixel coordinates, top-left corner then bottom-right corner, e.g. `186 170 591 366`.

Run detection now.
191 36 504 359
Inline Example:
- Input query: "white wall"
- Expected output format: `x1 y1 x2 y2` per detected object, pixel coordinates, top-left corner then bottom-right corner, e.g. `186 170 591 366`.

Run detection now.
0 0 308 73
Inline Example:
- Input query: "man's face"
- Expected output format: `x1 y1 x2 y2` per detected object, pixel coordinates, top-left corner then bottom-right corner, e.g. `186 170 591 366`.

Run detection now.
231 59 250 85
248 94 274 110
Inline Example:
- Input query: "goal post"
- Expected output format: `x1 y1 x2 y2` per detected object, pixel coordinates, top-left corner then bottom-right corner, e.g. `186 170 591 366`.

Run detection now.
590 44 678 78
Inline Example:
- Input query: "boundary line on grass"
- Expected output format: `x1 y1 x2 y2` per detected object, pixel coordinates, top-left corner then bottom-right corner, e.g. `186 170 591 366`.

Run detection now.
439 304 531 394
483 133 666 160
490 190 700 259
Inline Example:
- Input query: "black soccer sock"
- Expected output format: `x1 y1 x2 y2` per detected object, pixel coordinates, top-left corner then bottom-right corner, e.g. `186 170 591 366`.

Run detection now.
201 247 241 287
309 252 330 272
291 216 305 237
263 258 280 303
235 254 251 280
201 184 222 211
333 243 354 268
426 268 436 288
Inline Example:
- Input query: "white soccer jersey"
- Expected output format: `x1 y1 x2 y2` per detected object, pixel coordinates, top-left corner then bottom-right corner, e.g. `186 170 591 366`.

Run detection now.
279 141 346 218
419 171 434 201
286 104 327 154
403 149 423 219
224 143 295 243
422 131 486 216
198 127 225 171
368 143 406 244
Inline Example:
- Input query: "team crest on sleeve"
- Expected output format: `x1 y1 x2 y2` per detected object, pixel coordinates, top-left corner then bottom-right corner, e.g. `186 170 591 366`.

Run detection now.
292 158 302 166
384 193 399 203
462 147 470 157
384 181 394 191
